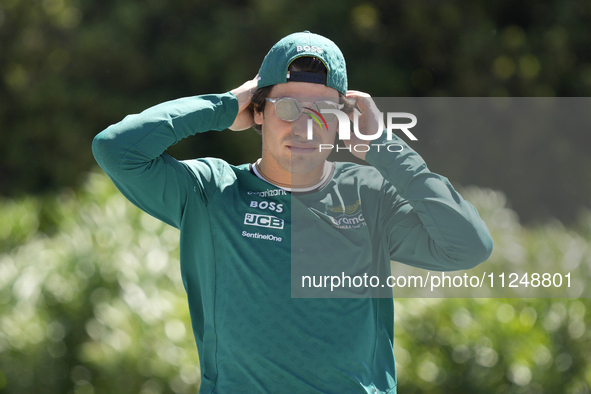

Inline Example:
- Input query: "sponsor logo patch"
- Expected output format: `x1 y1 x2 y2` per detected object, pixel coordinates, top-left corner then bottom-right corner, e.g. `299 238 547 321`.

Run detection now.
296 45 323 54
247 189 288 197
244 213 284 229
250 200 284 213
327 200 361 215
322 200 366 230
328 213 366 230
241 231 282 242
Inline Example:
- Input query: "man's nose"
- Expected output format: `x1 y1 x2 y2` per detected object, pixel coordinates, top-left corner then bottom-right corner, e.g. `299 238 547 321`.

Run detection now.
291 115 313 138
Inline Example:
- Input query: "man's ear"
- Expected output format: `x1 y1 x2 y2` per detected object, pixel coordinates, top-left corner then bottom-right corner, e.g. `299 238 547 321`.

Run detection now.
253 105 264 125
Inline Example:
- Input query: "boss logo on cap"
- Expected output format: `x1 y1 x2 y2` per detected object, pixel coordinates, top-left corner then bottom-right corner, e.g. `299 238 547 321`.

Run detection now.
296 45 323 54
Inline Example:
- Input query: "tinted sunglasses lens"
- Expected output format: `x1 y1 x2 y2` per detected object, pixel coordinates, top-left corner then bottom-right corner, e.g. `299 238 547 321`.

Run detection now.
313 102 339 123
275 99 302 121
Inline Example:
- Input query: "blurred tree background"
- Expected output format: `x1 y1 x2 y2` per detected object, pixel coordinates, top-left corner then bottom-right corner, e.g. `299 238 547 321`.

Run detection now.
2 0 591 393
1 0 591 224
1 173 590 393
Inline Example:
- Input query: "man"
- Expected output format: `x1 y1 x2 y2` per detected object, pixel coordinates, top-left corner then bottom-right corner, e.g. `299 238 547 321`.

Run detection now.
93 31 493 393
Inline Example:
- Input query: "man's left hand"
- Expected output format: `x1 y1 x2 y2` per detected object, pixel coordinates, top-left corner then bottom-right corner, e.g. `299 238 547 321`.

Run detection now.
344 90 383 161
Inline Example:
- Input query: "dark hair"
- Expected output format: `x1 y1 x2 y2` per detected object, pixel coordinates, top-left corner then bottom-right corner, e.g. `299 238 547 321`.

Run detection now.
250 57 354 133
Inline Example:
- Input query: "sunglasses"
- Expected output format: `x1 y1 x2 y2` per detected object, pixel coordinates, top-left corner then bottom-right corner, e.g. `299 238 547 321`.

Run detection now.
265 97 345 123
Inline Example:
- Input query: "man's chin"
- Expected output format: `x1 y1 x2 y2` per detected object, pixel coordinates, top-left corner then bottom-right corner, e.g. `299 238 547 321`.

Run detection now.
287 156 327 175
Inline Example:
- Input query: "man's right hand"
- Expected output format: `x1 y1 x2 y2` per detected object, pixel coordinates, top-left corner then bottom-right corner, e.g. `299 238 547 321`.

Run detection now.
229 75 258 131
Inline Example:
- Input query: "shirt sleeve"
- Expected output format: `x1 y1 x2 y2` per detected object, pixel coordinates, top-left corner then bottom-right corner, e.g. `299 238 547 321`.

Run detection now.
365 134 494 271
92 93 239 229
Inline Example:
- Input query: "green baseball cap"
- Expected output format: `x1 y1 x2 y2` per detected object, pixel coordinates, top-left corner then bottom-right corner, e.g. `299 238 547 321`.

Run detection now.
257 31 348 95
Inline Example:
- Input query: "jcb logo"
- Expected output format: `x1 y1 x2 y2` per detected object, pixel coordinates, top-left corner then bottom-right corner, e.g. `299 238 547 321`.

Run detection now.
244 213 284 229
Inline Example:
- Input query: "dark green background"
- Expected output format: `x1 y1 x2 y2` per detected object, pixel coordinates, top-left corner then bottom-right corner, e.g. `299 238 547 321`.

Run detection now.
2 1 591 393
2 0 591 225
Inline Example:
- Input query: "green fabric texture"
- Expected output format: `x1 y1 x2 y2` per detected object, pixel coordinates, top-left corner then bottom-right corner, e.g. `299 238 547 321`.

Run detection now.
92 93 493 393
257 31 348 95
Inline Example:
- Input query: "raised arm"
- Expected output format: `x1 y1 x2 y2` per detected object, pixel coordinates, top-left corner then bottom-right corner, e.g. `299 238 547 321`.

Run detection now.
92 77 257 228
347 91 493 271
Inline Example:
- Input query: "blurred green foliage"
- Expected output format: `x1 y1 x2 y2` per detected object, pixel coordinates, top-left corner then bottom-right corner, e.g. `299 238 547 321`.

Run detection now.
1 172 590 393
3 2 591 393
1 0 591 224
1 173 196 393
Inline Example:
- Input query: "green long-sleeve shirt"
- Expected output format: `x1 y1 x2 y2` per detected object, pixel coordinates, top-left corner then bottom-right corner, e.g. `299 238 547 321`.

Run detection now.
92 92 493 393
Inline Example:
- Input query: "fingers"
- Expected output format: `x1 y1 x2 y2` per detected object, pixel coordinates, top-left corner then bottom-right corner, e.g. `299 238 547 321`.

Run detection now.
346 90 376 113
243 74 259 93
231 75 259 112
228 75 259 131
346 89 371 98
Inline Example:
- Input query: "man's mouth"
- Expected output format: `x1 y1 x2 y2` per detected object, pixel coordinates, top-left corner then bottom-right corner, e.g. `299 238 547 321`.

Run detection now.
287 145 317 154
